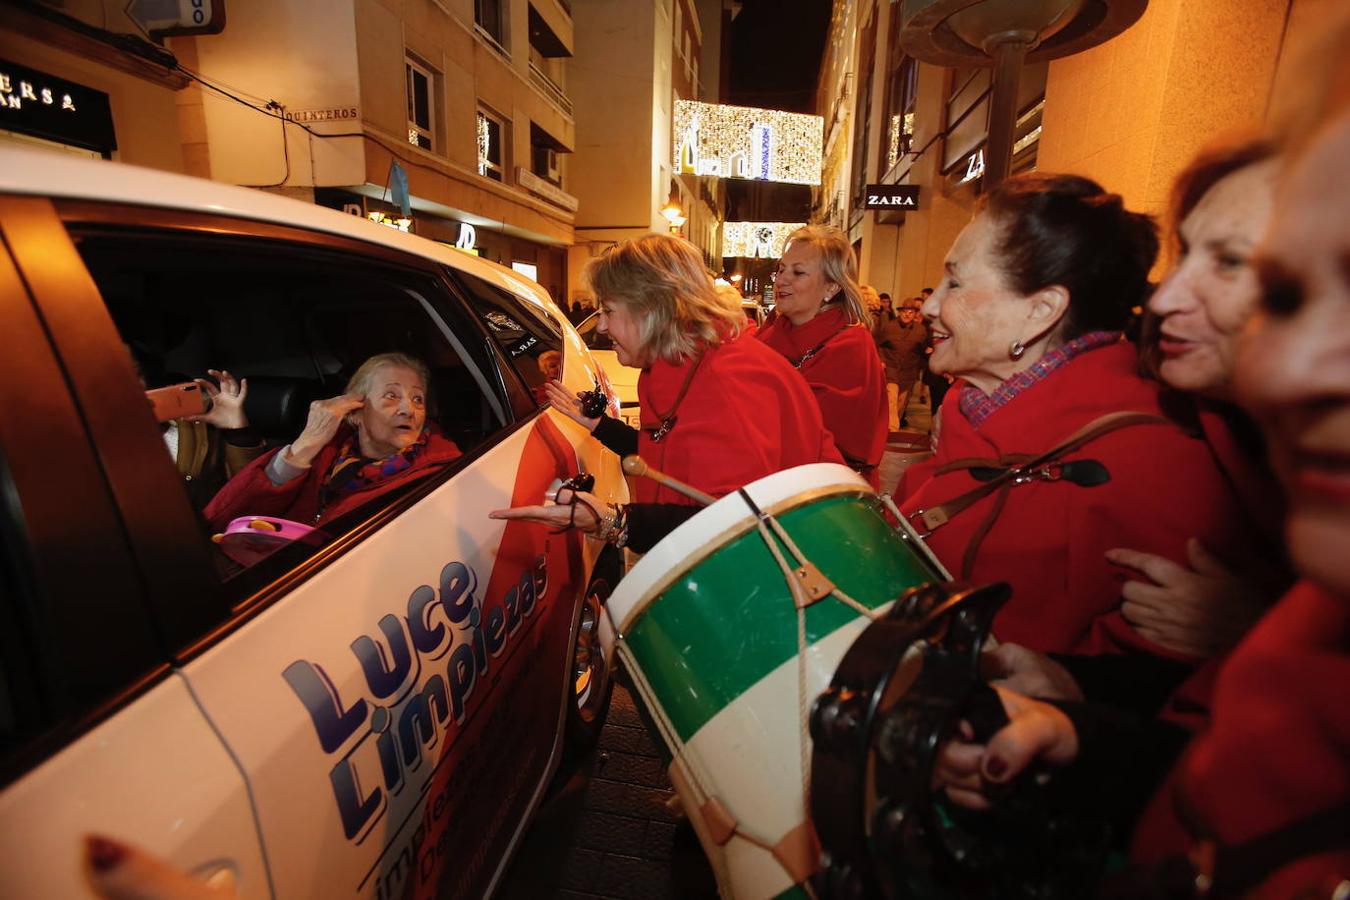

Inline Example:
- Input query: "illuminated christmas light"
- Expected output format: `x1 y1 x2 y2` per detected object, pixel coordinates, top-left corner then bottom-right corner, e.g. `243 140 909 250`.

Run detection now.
673 100 823 186
723 222 807 259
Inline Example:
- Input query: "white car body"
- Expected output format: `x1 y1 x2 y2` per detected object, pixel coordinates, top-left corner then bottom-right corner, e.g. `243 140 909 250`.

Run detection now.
0 144 625 899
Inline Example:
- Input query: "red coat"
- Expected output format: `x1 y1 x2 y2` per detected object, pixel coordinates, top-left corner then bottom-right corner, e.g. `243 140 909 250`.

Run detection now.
898 341 1267 656
635 330 842 506
204 425 462 530
758 306 889 484
1158 402 1294 729
1131 580 1350 896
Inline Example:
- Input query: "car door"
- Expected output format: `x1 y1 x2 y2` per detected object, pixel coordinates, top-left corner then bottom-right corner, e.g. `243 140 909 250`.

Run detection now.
34 199 594 900
0 195 269 898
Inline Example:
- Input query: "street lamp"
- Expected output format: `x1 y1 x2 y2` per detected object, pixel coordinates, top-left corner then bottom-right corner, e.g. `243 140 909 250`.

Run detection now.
901 0 1147 188
660 199 686 233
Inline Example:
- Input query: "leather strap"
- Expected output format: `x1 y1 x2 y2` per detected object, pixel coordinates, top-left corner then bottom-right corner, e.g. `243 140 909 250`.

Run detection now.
910 411 1172 577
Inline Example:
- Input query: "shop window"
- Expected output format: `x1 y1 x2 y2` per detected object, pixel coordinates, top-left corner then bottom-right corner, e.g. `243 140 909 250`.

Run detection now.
476 0 507 51
406 57 438 152
477 109 505 182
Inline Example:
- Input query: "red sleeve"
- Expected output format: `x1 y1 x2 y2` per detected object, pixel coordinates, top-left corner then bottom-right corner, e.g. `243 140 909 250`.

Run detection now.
203 448 313 531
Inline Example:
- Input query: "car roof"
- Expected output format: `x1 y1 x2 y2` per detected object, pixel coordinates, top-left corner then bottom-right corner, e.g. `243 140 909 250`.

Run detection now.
0 143 558 316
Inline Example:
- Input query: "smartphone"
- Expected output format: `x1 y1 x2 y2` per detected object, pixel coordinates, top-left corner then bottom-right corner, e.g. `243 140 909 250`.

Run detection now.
145 381 211 423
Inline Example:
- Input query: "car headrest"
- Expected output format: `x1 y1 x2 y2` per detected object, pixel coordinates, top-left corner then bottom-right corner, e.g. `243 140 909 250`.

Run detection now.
242 377 323 441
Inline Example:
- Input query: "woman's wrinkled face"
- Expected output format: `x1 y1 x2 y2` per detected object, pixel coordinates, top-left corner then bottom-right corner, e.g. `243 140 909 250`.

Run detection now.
596 298 648 368
922 212 1035 393
1237 115 1350 597
355 364 427 459
1149 161 1278 398
773 241 839 325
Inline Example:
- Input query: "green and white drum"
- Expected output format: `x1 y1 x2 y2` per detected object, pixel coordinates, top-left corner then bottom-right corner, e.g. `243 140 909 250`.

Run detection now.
607 463 947 899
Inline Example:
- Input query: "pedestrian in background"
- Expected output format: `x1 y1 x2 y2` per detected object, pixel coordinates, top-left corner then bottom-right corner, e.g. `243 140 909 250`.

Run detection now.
875 298 928 431
758 226 888 487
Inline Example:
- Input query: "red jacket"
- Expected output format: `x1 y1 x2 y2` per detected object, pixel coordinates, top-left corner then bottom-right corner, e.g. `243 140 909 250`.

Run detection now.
204 425 461 530
635 329 842 506
898 341 1267 657
1131 580 1350 896
758 306 888 484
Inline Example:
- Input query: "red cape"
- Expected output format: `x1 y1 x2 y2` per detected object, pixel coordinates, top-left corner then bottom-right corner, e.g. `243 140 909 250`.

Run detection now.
898 341 1271 656
758 306 888 484
634 330 842 505
1158 402 1294 729
1131 580 1350 896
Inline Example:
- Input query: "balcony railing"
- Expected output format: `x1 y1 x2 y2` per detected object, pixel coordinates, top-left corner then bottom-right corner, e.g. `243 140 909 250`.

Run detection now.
528 61 573 116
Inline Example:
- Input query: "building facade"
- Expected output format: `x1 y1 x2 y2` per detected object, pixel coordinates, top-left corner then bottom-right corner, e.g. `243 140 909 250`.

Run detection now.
826 0 1336 306
567 0 730 304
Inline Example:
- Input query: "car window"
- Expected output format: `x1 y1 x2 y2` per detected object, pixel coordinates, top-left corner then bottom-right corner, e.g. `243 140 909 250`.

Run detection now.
452 270 564 406
70 227 507 600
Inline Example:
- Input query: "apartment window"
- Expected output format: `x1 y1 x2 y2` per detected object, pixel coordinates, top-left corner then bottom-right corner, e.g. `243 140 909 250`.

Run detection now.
406 58 436 152
674 3 682 53
884 57 918 172
850 5 878 217
476 0 507 49
530 123 564 186
477 109 505 182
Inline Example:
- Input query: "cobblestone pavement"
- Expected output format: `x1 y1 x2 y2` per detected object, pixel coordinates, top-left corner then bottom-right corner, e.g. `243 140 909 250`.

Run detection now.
497 677 716 899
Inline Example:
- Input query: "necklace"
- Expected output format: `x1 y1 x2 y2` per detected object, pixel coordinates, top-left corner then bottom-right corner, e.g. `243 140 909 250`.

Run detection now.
646 352 705 443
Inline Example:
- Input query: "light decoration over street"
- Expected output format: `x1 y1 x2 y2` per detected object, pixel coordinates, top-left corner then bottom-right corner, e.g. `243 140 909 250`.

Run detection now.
674 100 823 185
723 222 807 259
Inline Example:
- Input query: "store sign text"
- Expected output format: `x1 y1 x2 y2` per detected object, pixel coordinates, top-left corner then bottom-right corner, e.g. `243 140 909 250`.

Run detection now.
282 555 549 842
0 73 76 113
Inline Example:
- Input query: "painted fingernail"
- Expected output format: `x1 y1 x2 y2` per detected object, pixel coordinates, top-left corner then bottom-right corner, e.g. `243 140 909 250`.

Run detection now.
86 836 127 872
984 756 1007 779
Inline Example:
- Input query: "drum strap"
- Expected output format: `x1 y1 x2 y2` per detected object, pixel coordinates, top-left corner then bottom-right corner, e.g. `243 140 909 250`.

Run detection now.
907 411 1172 577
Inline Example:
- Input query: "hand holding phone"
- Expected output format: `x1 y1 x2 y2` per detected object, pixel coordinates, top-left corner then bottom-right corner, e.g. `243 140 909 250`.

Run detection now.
145 382 212 423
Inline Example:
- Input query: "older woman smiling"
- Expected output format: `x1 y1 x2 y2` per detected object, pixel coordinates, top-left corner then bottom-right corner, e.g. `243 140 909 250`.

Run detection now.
899 174 1268 659
205 352 461 529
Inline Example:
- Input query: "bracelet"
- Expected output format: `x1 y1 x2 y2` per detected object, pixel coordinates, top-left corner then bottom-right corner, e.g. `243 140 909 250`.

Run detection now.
591 503 629 547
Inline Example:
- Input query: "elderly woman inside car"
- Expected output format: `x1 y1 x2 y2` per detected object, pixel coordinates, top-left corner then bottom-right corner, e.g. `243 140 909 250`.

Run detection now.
204 352 461 530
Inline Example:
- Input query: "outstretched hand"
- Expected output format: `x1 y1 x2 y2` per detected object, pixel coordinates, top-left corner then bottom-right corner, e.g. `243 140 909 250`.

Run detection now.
489 487 605 535
543 380 601 431
1107 538 1266 658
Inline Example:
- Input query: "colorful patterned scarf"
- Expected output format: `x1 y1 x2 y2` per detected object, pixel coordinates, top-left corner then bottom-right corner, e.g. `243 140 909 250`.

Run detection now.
959 331 1121 428
320 426 431 509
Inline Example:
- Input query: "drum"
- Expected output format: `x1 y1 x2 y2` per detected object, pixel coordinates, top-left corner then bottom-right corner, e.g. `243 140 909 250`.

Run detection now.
606 463 948 899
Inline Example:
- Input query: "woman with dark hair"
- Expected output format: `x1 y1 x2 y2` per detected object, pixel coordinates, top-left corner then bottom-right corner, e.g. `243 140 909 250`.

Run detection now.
935 93 1350 898
898 174 1268 658
757 225 889 486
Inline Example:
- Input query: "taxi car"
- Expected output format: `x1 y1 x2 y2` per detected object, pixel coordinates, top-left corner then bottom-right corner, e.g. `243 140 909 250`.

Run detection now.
0 144 627 899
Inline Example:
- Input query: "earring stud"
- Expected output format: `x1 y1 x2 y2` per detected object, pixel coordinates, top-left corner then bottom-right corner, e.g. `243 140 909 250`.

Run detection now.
1010 339 1026 360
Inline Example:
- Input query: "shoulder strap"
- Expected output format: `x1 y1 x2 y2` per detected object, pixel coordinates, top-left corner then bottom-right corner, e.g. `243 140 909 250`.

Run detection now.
911 411 1172 577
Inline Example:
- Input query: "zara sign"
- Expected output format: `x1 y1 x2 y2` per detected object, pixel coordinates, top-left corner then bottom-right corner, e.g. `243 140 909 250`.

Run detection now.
863 184 921 210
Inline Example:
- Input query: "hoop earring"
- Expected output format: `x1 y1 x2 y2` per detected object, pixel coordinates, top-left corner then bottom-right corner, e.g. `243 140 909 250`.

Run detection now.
1009 339 1026 360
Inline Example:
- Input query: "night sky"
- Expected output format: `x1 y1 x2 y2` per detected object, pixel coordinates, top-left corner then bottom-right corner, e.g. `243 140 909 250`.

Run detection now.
728 0 833 114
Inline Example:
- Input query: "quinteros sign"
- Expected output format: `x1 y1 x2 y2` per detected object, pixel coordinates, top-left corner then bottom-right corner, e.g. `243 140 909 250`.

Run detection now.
0 59 116 154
